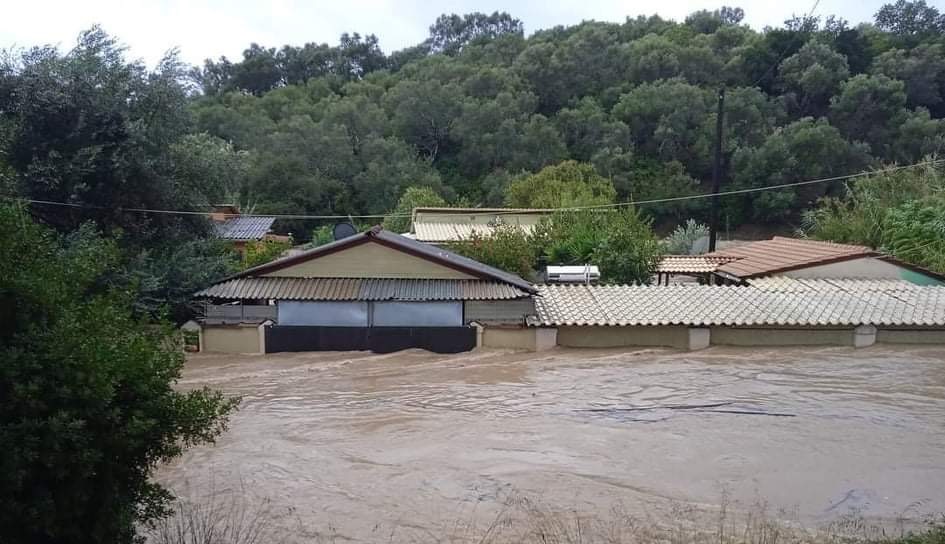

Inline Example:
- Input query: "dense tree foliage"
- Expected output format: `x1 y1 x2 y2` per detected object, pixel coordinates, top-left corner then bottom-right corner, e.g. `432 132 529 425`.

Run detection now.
0 204 237 541
382 186 447 233
448 207 662 283
0 28 243 320
803 160 945 273
448 223 542 280
184 2 945 234
505 161 617 208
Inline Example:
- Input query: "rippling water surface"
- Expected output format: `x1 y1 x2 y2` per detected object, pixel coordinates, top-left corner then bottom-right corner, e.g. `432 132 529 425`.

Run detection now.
157 346 945 541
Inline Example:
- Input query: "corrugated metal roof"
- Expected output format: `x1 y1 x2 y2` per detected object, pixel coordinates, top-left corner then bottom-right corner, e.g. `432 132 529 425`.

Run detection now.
413 222 539 243
657 256 735 273
411 207 551 242
747 277 923 292
215 216 276 240
704 237 876 279
532 284 945 327
196 278 531 301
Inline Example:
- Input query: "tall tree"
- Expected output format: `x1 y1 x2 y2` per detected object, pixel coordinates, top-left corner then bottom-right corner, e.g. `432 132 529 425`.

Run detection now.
0 203 237 541
428 12 524 55
505 161 616 208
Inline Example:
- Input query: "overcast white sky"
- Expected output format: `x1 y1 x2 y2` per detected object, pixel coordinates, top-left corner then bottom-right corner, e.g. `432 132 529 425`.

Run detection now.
3 0 896 67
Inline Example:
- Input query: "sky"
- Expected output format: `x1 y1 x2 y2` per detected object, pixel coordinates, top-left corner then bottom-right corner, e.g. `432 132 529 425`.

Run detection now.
3 0 896 67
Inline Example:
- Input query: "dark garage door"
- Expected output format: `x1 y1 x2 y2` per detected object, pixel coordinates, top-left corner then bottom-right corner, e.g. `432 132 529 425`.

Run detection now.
265 326 476 354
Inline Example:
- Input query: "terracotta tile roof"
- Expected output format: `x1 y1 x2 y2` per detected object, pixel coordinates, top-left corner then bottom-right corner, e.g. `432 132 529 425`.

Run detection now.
197 278 531 301
657 255 737 274
705 237 878 279
747 277 923 292
215 216 276 241
532 284 945 327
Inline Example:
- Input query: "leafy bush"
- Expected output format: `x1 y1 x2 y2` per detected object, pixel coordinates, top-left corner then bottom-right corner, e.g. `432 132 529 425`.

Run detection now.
505 161 617 209
541 208 663 284
0 204 238 541
803 159 945 273
382 186 448 234
882 200 945 272
803 159 945 247
242 239 292 270
665 219 710 255
447 223 542 281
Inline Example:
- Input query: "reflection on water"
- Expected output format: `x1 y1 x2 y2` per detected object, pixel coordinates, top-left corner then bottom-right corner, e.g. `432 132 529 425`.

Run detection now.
157 345 945 542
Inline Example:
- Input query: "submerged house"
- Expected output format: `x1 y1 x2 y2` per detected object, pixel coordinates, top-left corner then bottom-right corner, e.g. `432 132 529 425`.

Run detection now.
194 230 945 354
656 237 945 286
195 226 538 354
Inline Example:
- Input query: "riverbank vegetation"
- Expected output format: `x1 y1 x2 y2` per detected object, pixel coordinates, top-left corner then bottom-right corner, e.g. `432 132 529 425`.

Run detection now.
803 160 945 273
144 488 945 544
0 204 238 541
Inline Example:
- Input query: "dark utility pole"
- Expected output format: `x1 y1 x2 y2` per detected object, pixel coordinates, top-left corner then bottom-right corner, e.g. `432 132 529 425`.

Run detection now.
708 87 725 252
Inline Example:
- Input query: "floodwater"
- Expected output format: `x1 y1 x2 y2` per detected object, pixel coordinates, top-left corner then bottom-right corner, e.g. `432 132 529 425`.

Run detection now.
157 346 945 541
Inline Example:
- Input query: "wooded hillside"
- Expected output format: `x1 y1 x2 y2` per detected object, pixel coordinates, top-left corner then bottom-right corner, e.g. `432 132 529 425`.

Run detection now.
188 2 945 234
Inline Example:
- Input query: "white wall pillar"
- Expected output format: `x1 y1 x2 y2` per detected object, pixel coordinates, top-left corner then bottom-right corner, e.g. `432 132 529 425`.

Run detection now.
688 327 711 351
853 325 877 348
470 322 485 348
534 328 558 351
257 320 273 354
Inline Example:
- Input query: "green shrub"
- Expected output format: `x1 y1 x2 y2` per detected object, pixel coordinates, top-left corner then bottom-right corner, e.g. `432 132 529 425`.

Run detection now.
0 204 238 541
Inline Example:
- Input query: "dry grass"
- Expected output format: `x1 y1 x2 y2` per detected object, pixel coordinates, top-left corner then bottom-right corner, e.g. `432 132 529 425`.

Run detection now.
143 481 282 544
142 487 943 544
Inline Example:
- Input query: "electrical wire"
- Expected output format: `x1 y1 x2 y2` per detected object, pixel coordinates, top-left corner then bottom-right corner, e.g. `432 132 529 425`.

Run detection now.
2 158 942 221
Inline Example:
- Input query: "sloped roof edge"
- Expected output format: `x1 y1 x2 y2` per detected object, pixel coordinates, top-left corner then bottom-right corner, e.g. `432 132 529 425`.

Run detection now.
226 226 537 293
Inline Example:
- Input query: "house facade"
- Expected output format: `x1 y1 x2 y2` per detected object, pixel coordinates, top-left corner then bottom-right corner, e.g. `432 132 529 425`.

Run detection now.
656 237 945 286
210 204 282 253
196 226 538 353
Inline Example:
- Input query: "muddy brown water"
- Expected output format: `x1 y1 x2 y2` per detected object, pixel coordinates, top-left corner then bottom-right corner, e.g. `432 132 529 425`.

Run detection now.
157 346 945 541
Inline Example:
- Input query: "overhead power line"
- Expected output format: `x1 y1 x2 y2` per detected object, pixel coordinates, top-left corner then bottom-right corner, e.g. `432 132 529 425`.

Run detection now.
2 158 943 221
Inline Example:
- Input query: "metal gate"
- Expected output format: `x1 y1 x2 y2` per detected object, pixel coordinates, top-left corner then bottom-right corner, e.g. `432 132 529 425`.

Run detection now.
265 326 476 354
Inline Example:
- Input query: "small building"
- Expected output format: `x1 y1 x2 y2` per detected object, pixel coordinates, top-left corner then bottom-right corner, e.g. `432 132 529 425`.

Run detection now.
409 207 551 244
195 226 538 354
656 237 945 286
532 281 945 350
210 204 280 253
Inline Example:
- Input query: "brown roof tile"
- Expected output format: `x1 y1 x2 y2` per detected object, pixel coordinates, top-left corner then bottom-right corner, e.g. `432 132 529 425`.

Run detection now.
705 237 877 279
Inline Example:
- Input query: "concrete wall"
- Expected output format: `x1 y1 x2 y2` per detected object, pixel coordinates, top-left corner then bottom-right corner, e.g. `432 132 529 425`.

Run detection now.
710 327 857 347
556 325 693 349
877 329 945 344
783 257 943 285
202 324 264 354
481 327 556 351
263 241 474 279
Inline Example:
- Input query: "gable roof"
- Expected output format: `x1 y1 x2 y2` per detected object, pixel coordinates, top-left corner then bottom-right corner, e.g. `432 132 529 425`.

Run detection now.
196 278 530 301
704 237 878 279
215 216 276 241
657 255 737 274
229 226 537 293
